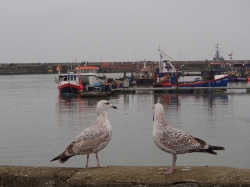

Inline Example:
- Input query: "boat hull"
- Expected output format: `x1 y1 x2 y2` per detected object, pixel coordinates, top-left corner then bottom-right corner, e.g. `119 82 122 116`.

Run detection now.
161 75 229 88
229 77 248 82
136 78 154 85
162 82 205 87
58 83 82 94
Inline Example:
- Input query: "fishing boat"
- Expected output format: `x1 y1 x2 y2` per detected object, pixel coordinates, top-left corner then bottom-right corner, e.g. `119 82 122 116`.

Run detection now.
136 60 154 85
155 48 229 88
155 48 183 79
201 44 230 78
153 48 183 87
55 68 83 94
228 62 250 81
75 63 106 87
160 73 228 88
228 72 248 82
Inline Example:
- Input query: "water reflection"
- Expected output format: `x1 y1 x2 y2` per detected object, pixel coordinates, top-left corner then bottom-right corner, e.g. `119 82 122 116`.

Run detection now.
153 93 228 108
57 94 81 112
153 94 180 107
204 94 228 108
1 74 250 169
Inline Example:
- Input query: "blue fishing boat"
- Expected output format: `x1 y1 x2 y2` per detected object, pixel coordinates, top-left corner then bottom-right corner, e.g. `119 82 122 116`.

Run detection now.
154 48 229 88
160 72 228 88
156 48 183 77
201 44 230 77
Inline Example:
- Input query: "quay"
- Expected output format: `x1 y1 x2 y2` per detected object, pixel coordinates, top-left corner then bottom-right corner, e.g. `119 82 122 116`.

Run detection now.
112 86 250 93
0 165 249 187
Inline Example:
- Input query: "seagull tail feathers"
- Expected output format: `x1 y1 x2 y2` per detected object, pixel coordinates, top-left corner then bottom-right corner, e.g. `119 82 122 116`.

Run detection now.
209 145 225 151
196 145 225 155
50 152 72 163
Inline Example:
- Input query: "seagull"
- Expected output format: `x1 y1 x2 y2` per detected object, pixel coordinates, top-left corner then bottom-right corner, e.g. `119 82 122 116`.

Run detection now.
152 103 224 175
51 100 117 168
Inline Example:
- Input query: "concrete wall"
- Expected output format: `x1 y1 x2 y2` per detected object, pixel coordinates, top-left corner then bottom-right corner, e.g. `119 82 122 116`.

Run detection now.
0 166 250 187
0 61 205 75
0 66 51 75
0 60 249 75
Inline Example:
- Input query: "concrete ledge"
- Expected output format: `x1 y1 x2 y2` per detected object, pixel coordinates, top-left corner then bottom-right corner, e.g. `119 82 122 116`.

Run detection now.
0 166 250 187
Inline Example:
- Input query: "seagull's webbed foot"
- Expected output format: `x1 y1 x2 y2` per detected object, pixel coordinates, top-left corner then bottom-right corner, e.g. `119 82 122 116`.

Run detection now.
85 165 90 169
160 154 177 175
163 167 176 172
161 167 175 175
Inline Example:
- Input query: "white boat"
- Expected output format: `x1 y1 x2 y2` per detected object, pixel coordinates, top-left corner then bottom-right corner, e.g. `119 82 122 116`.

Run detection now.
75 64 106 86
136 60 154 85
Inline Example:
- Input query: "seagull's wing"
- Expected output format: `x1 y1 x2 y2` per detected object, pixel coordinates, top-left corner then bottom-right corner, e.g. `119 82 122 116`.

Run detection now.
65 130 110 155
65 117 111 155
160 126 209 154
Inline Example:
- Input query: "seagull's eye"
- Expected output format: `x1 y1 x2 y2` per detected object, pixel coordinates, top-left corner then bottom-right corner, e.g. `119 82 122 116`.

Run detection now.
106 102 109 105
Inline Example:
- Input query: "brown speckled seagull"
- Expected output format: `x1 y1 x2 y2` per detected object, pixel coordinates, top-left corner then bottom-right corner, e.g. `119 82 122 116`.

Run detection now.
51 100 117 168
152 103 224 175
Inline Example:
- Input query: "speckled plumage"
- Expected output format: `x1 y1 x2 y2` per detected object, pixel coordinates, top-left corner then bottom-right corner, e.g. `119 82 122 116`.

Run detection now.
153 103 224 175
51 100 117 168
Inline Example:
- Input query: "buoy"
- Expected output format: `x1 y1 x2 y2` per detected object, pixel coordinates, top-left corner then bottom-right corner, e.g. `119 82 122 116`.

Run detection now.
78 80 84 92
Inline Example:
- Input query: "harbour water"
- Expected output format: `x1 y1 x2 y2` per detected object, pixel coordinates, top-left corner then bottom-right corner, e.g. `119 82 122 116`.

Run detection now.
0 73 250 169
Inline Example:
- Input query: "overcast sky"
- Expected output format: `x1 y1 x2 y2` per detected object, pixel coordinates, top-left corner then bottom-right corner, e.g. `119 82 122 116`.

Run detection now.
1 0 249 63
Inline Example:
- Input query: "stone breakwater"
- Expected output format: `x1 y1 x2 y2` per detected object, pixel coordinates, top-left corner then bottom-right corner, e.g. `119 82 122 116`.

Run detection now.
0 61 208 75
0 166 250 187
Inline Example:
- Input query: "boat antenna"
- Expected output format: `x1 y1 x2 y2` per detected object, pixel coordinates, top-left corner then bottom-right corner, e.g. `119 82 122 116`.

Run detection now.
70 59 77 71
101 54 105 76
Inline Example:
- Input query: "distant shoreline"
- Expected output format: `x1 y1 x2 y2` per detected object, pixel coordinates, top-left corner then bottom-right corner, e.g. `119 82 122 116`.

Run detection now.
0 60 207 75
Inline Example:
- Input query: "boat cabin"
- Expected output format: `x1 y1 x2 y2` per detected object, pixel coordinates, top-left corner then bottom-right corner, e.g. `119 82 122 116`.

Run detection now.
209 62 230 72
59 73 79 82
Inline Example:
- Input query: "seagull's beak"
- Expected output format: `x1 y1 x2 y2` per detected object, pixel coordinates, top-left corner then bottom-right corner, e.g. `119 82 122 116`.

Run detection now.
152 106 155 121
111 105 117 109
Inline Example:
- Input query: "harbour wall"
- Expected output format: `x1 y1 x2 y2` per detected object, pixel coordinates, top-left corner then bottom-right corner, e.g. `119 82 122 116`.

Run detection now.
0 61 204 75
0 60 248 75
0 165 250 187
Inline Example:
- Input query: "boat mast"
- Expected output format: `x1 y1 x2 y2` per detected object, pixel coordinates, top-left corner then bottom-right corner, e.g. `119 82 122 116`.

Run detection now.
158 47 176 71
143 60 147 68
101 54 104 76
213 44 224 62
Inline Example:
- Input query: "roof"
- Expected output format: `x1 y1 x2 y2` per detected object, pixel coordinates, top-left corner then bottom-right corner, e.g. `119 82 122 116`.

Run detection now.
75 66 99 70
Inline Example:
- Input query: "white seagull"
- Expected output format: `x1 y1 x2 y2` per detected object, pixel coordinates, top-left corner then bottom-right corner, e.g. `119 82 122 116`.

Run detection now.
51 100 117 168
152 103 224 175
